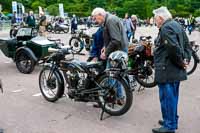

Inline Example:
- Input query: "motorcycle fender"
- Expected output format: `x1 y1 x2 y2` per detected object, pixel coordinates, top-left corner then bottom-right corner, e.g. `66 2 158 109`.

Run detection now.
55 69 65 98
16 47 38 62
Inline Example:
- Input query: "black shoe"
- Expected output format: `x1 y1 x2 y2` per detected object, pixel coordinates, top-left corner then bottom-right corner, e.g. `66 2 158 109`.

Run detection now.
152 127 175 133
158 120 164 126
158 120 178 129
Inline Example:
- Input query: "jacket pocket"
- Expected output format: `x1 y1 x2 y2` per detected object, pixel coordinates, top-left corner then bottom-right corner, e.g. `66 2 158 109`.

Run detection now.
155 63 166 83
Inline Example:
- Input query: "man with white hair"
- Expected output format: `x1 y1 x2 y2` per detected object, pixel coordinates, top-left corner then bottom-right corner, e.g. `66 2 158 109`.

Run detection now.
91 7 128 59
152 6 191 133
91 7 128 105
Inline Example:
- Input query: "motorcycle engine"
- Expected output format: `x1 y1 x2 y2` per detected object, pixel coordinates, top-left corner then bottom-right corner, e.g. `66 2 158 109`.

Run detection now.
66 70 88 90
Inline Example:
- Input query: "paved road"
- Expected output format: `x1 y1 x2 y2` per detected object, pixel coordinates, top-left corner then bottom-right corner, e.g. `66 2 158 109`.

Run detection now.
0 27 200 133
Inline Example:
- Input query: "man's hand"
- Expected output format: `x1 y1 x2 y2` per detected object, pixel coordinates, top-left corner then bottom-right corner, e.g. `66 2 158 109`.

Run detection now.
100 52 106 60
100 47 106 60
91 57 98 62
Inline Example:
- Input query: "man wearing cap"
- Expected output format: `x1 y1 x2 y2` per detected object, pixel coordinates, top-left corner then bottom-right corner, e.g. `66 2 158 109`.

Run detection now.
152 6 189 133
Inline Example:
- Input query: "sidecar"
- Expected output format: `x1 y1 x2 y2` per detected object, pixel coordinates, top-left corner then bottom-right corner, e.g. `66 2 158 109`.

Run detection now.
0 27 58 74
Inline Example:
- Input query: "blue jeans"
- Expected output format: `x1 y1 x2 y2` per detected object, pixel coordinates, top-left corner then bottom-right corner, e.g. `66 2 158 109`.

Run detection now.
158 82 180 131
106 49 128 99
127 31 133 42
106 61 123 99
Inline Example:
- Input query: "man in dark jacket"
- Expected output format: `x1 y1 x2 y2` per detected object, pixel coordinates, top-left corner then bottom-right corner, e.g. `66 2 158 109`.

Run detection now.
71 14 78 34
11 11 17 24
152 6 189 133
91 7 129 105
26 11 36 27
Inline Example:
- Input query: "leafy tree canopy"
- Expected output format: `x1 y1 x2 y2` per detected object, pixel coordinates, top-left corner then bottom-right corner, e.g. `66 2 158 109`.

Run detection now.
0 0 200 18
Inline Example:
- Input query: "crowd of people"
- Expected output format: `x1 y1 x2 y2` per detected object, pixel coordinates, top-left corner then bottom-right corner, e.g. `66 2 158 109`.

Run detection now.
0 5 196 133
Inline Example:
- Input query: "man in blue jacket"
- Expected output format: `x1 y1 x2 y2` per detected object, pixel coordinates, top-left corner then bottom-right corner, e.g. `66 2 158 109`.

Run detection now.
87 26 104 62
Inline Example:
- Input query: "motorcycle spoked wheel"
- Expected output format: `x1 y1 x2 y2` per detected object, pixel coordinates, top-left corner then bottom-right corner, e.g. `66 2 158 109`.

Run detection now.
10 29 17 38
46 25 53 32
39 66 64 102
69 37 84 54
97 75 133 116
15 51 36 74
135 65 157 88
187 53 198 75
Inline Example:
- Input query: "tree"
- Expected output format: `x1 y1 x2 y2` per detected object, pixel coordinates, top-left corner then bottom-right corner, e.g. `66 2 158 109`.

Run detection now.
47 4 59 16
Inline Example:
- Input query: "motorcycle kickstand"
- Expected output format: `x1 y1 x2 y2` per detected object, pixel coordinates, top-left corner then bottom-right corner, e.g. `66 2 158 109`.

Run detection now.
100 101 107 120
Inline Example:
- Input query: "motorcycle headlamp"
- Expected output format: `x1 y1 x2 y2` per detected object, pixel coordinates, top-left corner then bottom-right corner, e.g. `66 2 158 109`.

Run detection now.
108 51 128 69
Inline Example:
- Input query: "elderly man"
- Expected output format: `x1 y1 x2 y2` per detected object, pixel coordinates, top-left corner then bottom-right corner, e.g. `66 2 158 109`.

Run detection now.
91 7 128 59
152 7 189 133
91 7 129 105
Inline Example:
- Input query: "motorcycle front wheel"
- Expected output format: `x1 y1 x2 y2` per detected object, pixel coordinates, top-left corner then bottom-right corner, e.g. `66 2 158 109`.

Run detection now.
97 75 133 116
69 37 84 54
39 66 64 102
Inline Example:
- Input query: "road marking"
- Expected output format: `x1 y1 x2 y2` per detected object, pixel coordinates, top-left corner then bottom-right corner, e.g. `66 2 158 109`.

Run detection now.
12 89 23 93
32 93 42 97
4 61 12 64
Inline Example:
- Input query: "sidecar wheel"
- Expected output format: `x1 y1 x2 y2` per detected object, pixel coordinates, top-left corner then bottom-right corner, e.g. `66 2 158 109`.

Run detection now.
15 50 36 74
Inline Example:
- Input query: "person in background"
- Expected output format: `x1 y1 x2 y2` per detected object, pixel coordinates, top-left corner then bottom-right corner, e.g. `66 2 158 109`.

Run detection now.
123 13 134 42
187 14 195 35
87 16 92 28
152 6 189 133
71 14 78 34
131 15 137 39
87 26 104 62
39 12 47 36
11 11 17 24
26 11 36 27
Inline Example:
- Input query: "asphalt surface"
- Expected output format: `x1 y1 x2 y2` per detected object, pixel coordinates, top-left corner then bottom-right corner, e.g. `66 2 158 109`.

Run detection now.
0 26 200 133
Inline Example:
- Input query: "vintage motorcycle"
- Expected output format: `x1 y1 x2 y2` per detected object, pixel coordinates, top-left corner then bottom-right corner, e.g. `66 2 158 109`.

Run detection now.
46 21 69 34
128 36 156 88
69 28 93 54
39 47 133 120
